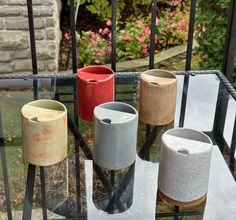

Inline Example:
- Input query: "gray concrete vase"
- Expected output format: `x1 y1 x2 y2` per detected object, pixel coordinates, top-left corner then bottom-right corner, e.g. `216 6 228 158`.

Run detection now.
93 102 138 170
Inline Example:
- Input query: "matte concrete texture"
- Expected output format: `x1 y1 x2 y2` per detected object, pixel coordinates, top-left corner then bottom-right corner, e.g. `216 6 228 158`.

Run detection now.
21 99 67 166
85 147 236 220
158 128 213 205
139 69 177 126
93 102 138 170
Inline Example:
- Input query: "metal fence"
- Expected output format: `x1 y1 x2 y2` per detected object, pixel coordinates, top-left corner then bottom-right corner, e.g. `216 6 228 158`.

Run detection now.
0 0 236 219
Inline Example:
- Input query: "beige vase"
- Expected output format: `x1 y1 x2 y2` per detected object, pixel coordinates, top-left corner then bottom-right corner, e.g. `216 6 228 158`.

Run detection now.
21 99 68 166
139 69 177 126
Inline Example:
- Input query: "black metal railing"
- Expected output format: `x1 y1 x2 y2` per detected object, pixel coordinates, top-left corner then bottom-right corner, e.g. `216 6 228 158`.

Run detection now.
0 0 236 220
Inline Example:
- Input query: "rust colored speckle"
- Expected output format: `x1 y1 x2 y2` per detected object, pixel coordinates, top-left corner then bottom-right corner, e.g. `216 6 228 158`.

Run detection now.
42 125 53 135
32 133 41 141
63 117 67 126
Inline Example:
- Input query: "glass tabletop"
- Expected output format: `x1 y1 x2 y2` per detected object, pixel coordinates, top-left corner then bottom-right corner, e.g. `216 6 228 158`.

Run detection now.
0 71 235 219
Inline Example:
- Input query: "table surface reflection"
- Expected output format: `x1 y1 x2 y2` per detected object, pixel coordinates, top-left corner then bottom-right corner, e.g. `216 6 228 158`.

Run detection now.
0 71 235 220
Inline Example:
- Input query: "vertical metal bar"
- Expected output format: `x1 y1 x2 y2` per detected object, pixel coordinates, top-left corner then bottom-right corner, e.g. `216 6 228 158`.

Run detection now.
111 0 117 72
27 0 38 99
0 112 12 220
185 0 197 71
174 206 179 220
147 0 157 153
27 0 37 74
213 83 229 153
149 0 157 69
110 170 115 186
139 126 159 159
179 0 197 127
179 73 190 127
70 0 77 74
229 115 236 173
222 0 236 82
22 164 36 220
0 147 12 220
145 124 152 160
40 167 47 220
70 1 80 215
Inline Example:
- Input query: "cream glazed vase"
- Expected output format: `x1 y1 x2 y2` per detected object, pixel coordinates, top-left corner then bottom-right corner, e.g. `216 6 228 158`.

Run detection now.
139 69 177 126
21 99 68 166
158 128 213 206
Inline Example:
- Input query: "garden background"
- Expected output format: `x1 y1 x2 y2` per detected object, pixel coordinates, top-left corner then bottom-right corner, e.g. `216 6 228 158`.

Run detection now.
59 0 236 86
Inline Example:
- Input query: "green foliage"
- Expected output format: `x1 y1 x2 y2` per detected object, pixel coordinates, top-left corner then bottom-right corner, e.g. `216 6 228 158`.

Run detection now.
195 0 230 70
76 30 110 66
73 0 150 21
74 0 189 67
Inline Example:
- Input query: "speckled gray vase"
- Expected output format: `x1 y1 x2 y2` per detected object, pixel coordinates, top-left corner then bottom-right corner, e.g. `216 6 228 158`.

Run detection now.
158 128 213 206
93 102 138 170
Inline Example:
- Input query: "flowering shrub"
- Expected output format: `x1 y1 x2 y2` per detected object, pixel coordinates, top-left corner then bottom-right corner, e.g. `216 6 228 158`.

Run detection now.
75 0 189 66
76 30 110 66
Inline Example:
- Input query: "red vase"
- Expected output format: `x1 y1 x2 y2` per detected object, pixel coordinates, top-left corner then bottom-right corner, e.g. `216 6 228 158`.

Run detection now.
77 66 114 122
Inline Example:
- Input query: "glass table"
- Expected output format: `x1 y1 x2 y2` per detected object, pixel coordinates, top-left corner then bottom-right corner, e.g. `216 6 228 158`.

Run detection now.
0 70 235 220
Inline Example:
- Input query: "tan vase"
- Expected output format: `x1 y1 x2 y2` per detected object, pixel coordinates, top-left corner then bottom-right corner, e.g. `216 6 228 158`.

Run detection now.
21 99 68 166
139 69 177 126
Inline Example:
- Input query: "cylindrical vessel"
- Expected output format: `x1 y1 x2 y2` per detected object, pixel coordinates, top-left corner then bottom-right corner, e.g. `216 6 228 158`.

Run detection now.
93 102 137 213
139 69 177 126
21 99 67 166
158 128 213 206
93 102 138 170
77 66 114 122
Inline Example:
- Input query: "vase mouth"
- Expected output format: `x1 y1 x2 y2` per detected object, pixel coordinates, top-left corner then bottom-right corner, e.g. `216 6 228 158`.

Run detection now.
94 101 138 125
163 128 213 145
21 99 67 122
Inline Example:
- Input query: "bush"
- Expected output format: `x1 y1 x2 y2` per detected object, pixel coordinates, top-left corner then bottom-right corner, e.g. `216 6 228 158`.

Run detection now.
76 11 189 67
195 0 230 70
75 0 189 67
74 0 150 21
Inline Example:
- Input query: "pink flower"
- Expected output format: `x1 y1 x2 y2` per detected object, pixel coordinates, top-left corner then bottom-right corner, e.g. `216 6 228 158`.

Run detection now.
156 18 159 25
102 28 110 35
144 26 151 36
108 47 112 54
64 32 71 40
179 19 187 26
121 34 129 41
106 20 112 26
137 36 145 43
137 21 143 27
88 30 94 36
142 48 148 55
170 12 175 17
92 34 100 43
99 28 103 34
98 49 106 56
95 59 100 64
